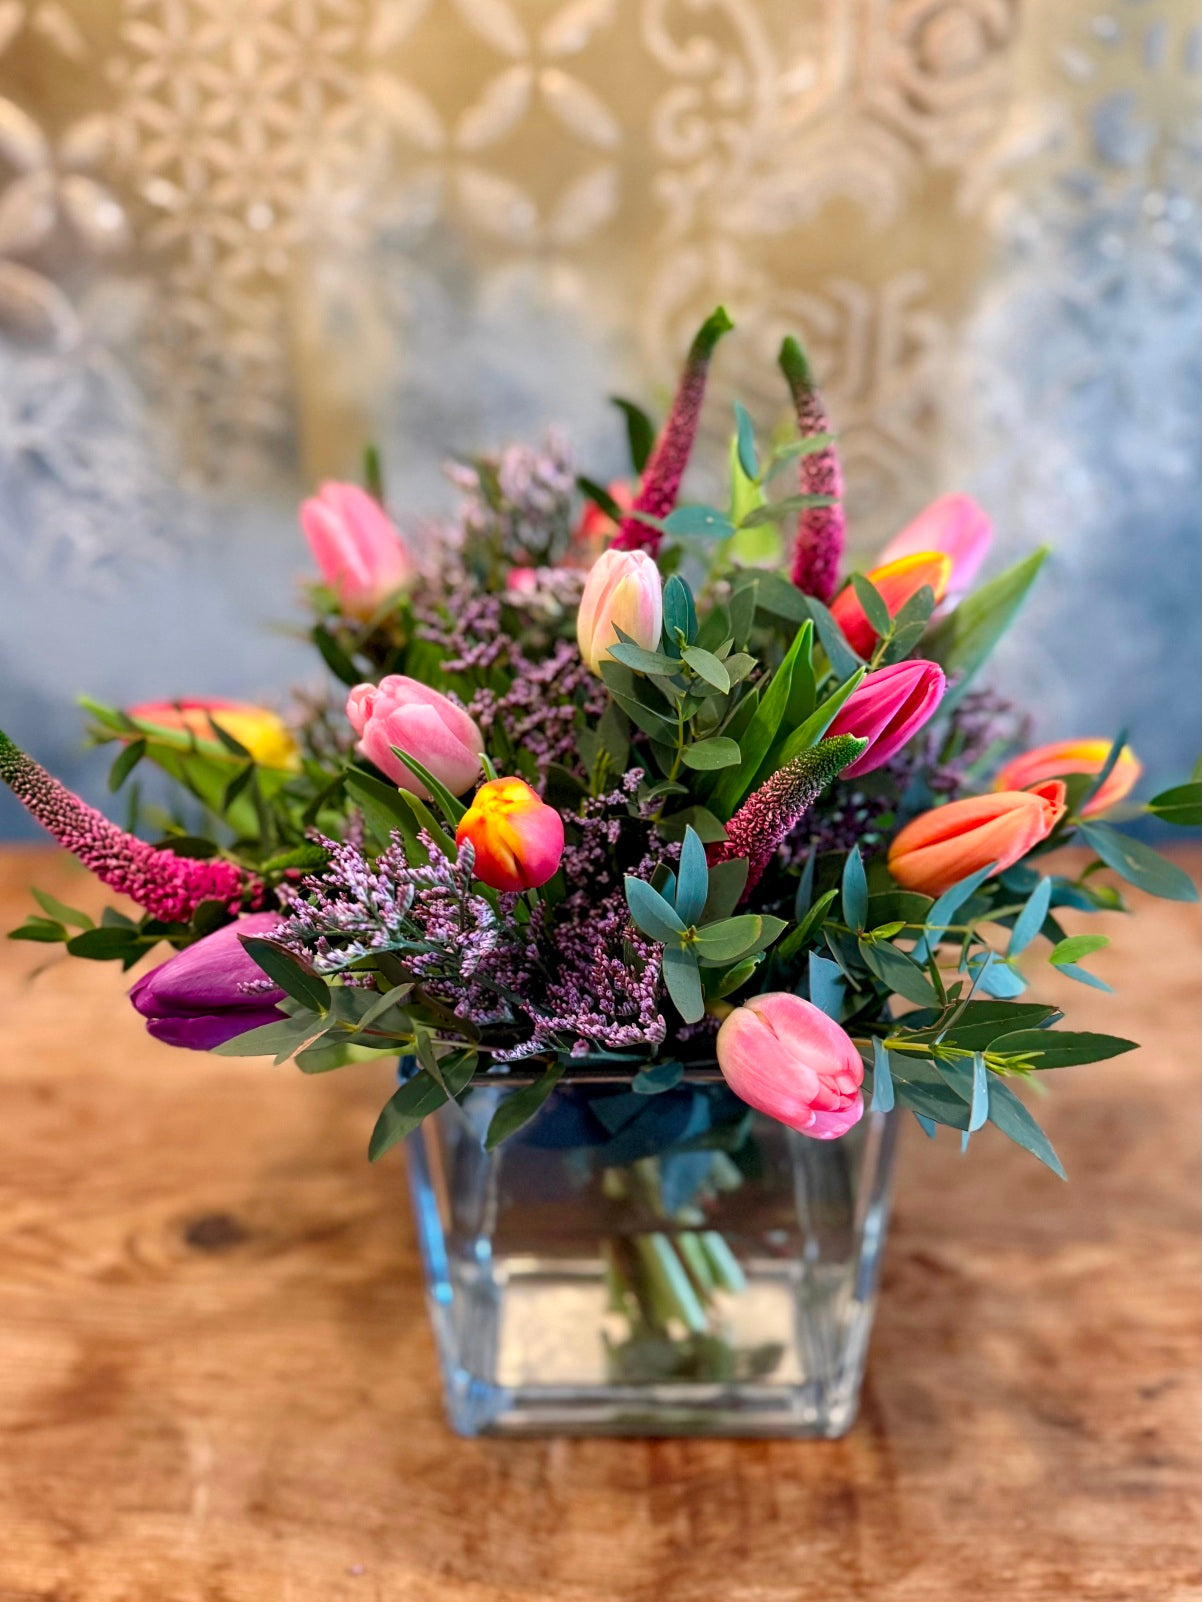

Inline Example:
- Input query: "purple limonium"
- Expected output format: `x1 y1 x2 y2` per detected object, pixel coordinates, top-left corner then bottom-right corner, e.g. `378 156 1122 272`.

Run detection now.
613 307 734 555
710 735 867 893
129 912 286 1049
779 337 845 604
0 730 256 921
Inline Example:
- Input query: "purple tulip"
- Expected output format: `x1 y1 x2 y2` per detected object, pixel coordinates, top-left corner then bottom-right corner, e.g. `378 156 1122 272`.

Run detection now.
129 912 287 1050
825 660 946 779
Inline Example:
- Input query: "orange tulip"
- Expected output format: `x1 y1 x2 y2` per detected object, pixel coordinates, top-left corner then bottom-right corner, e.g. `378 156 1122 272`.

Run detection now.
993 739 1141 819
888 782 1067 897
456 777 565 893
830 551 952 658
126 699 299 771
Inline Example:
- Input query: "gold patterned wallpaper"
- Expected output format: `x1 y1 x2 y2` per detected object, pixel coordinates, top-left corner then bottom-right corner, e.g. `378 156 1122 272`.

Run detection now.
0 0 1199 801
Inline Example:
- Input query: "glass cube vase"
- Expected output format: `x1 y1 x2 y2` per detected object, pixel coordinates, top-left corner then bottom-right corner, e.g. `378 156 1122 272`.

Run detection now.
405 1076 898 1438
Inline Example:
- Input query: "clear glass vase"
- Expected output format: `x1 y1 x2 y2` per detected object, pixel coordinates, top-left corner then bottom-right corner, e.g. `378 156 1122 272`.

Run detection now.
405 1075 898 1438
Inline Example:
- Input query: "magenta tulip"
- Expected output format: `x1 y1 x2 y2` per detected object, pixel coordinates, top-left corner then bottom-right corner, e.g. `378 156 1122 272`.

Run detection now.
877 494 992 606
825 660 946 778
301 481 415 619
347 675 484 799
716 993 864 1140
129 912 286 1050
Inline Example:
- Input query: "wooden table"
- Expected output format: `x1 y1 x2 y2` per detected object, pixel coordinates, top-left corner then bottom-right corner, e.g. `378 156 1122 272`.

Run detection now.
0 846 1197 1602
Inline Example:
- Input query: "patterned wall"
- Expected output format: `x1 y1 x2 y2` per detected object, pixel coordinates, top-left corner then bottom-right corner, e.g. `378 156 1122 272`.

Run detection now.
0 0 1199 825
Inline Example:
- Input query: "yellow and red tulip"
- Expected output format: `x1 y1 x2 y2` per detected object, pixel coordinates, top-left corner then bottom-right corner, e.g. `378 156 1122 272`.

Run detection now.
887 782 1067 897
127 699 299 771
830 551 952 658
993 740 1141 819
456 777 565 893
877 494 992 606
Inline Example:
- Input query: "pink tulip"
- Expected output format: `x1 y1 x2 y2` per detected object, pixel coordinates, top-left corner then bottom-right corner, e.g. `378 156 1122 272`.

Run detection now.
716 993 864 1140
825 660 946 778
576 548 663 675
301 481 415 619
347 676 484 799
877 495 992 605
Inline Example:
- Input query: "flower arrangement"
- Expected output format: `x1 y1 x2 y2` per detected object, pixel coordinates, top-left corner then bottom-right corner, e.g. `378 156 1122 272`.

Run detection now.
4 310 1198 1186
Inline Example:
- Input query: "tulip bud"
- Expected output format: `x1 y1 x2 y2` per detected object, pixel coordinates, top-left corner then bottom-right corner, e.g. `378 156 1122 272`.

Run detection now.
877 495 992 606
576 548 663 676
126 698 299 771
992 739 1141 819
129 913 286 1050
825 660 946 778
301 481 415 620
347 676 484 799
456 777 565 893
716 992 864 1140
887 782 1067 897
830 552 952 659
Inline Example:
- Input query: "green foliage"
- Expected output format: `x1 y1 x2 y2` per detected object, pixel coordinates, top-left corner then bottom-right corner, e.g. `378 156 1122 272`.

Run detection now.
1147 781 1202 827
926 549 1048 710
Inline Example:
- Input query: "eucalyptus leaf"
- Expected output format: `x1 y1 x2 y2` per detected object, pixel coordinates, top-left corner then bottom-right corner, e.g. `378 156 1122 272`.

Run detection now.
870 1037 894 1113
682 646 731 693
841 846 868 931
369 1069 450 1159
625 877 686 943
674 826 709 927
610 396 656 473
1078 820 1199 902
1146 781 1202 827
682 737 741 771
240 936 331 1014
1007 877 1052 956
733 400 758 479
663 506 735 541
661 945 704 1022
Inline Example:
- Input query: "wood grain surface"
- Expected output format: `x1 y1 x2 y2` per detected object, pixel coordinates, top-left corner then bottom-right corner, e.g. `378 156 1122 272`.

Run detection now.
0 845 1197 1602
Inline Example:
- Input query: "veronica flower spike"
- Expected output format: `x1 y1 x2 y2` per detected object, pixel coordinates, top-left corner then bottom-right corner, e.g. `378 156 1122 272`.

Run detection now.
779 336 846 605
612 306 734 555
0 730 256 920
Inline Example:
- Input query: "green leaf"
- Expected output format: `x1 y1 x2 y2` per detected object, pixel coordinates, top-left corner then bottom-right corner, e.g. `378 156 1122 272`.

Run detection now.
345 768 411 848
311 624 362 688
985 1078 1066 1178
8 916 68 943
850 574 891 637
674 826 709 927
108 738 147 792
682 736 741 771
912 861 998 959
692 915 766 963
870 1038 894 1113
858 939 938 1006
1077 820 1198 902
1147 781 1202 827
487 1063 567 1153
363 441 385 501
1075 730 1128 816
800 595 864 681
682 646 731 692
967 1053 989 1133
1053 963 1113 992
632 1060 684 1096
369 1069 449 1160
702 857 748 922
768 433 836 466
772 666 866 770
239 936 331 1013
389 745 468 825
611 396 655 474
926 549 1048 711
31 888 94 930
739 493 836 529
841 846 868 930
709 621 811 816
808 951 845 1019
990 1028 1138 1069
1007 877 1052 956
609 639 681 676
706 957 760 1000
1049 933 1109 967
733 400 758 479
64 926 146 961
661 945 704 1022
577 475 622 521
663 506 735 541
625 877 686 943
743 569 810 624
662 574 697 652
213 1014 322 1059
657 805 727 844
774 887 839 964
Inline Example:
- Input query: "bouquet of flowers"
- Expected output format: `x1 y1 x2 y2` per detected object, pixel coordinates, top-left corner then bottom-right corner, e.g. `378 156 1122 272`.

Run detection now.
4 308 1197 1202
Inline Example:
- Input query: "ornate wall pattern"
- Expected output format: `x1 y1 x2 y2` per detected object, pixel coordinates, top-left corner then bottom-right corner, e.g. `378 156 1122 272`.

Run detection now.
0 0 1199 813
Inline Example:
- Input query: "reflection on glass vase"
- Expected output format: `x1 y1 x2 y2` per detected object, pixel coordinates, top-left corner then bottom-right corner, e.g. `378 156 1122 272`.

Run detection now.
406 1074 898 1438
